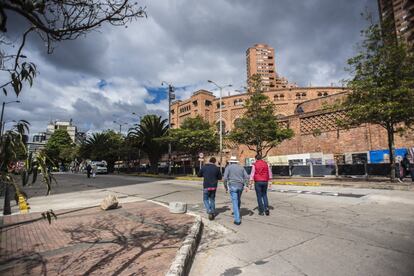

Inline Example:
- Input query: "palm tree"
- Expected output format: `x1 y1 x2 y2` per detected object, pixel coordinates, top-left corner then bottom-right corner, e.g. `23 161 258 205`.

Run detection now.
79 131 122 172
128 115 168 173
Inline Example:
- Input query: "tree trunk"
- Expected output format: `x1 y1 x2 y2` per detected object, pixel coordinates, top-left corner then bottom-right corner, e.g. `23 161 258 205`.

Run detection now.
387 126 396 182
149 157 159 174
2 182 11 215
192 156 197 176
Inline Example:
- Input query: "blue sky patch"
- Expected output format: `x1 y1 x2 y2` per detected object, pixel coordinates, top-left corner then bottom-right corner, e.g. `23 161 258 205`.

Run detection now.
145 86 167 104
97 79 108 89
145 85 192 104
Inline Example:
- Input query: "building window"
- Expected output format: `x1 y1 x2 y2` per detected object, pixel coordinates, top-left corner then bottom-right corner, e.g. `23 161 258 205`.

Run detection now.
171 109 175 114
234 118 243 128
234 99 244 106
216 121 226 135
296 93 301 100
205 100 212 106
216 102 226 108
323 92 328 96
192 100 198 107
179 105 191 113
318 92 323 97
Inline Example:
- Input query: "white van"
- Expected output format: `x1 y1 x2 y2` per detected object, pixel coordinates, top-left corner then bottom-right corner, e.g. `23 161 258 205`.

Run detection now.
91 160 108 174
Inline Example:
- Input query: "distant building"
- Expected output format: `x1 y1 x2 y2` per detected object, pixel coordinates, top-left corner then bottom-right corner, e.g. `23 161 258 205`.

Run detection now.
46 119 77 142
246 43 296 92
170 44 414 165
27 132 47 153
32 132 47 143
378 0 414 45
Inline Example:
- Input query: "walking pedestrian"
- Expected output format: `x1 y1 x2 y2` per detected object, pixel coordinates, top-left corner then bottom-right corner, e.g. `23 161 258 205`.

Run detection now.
223 156 249 225
92 163 97 178
198 157 222 220
399 154 410 181
250 154 272 216
86 163 92 178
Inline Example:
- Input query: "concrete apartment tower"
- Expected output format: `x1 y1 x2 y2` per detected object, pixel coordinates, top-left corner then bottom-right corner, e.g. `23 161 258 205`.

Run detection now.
378 0 414 45
246 44 294 92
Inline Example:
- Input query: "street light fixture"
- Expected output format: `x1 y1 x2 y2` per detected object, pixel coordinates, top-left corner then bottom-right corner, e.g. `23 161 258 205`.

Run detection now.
0 100 21 136
162 81 175 175
113 120 128 134
207 80 232 172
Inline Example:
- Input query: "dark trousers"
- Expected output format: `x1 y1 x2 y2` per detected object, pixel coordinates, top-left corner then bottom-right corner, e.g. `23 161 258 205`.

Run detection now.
411 168 414 181
255 181 269 213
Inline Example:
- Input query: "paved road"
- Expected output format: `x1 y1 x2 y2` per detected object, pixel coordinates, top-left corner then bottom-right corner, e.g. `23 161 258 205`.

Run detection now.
14 174 414 276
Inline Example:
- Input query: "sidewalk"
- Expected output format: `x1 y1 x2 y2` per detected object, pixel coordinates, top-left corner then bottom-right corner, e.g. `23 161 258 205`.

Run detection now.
0 201 194 275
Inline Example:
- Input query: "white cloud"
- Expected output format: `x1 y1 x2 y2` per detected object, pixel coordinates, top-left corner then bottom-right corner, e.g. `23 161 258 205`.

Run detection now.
2 0 378 136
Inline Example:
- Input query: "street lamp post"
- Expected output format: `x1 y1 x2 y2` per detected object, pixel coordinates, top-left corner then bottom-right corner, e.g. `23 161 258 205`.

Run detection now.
113 120 128 134
207 80 232 172
0 100 21 136
1 100 21 215
162 81 175 175
113 120 127 174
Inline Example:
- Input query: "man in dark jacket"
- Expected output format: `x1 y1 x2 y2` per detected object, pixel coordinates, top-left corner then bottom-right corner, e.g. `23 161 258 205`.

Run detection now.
198 157 222 220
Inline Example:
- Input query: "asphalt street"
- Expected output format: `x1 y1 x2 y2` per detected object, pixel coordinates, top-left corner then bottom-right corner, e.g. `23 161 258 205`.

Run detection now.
12 173 414 276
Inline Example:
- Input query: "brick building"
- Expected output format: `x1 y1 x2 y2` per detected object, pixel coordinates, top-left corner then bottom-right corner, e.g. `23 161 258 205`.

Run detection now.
170 42 414 166
378 0 414 45
246 44 297 91
170 88 414 165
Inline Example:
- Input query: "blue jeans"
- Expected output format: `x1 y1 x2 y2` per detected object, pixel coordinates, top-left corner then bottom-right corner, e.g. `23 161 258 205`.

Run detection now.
229 186 243 223
203 189 216 214
255 181 269 213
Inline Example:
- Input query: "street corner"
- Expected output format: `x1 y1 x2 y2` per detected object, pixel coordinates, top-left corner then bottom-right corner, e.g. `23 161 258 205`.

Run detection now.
0 201 196 276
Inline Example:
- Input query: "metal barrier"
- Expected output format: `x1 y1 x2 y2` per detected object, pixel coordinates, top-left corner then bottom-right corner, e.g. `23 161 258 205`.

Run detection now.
118 163 399 177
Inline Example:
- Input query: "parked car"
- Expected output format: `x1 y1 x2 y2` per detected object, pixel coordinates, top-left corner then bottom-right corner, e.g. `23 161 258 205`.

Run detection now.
91 161 108 174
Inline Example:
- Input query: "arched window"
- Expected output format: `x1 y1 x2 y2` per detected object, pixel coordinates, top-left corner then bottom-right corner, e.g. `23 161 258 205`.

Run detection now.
216 121 226 135
234 99 244 106
323 92 328 96
274 95 279 101
234 118 243 128
280 94 285 100
296 93 301 100
301 93 306 97
317 92 322 97
216 101 225 108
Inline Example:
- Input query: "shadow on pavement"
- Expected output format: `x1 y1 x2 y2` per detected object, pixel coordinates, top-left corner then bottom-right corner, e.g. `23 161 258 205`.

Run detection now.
0 203 193 276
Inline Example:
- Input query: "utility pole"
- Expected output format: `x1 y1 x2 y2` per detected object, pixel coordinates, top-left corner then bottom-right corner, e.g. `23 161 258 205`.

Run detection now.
208 80 232 173
162 81 175 175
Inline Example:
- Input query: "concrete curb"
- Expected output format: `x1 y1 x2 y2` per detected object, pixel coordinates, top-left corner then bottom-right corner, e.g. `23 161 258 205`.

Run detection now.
165 216 203 276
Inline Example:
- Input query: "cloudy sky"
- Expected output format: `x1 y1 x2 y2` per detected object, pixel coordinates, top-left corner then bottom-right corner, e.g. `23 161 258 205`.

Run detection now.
2 0 378 136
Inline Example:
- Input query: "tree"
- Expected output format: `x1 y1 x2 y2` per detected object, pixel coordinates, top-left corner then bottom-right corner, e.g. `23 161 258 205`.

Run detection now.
79 131 123 172
128 115 168 173
165 116 219 174
341 18 414 181
0 120 54 215
227 74 294 157
45 129 73 166
0 1 146 96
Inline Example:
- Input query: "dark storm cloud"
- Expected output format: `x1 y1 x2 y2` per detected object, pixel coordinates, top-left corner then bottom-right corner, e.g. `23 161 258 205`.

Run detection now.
2 0 379 134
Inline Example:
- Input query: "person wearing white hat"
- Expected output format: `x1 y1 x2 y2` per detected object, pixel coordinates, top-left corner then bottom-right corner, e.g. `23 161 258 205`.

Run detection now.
223 156 249 225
